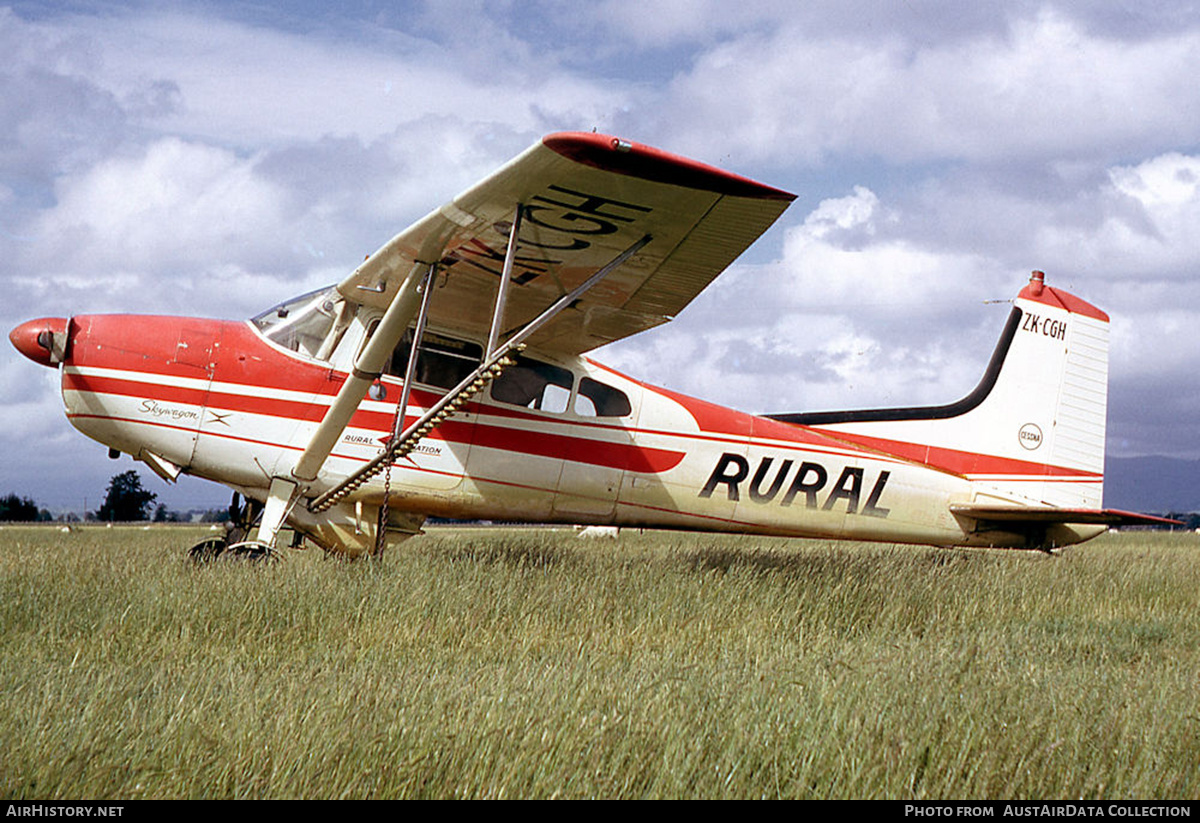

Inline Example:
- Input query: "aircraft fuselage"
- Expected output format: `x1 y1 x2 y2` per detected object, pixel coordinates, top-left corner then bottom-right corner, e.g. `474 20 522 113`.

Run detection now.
12 309 1011 553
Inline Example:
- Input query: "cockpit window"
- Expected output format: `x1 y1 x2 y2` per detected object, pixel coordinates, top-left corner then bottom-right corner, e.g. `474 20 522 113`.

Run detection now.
574 377 632 418
490 356 572 413
252 285 347 360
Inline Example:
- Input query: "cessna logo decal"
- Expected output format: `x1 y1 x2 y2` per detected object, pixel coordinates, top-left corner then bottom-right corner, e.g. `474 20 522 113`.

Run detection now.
1018 423 1043 450
699 453 891 518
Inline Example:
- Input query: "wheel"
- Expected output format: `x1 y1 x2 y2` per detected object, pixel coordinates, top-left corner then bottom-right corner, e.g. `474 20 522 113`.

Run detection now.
225 540 281 563
188 536 227 563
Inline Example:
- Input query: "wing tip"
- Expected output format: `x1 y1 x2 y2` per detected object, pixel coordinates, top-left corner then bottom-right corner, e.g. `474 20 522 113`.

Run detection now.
542 131 796 202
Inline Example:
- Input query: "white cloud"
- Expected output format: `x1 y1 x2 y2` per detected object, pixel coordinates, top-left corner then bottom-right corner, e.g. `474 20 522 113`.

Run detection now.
603 152 1200 441
1111 153 1200 208
766 186 1003 328
655 9 1200 167
11 138 298 319
1 4 635 323
1031 152 1200 283
41 139 284 264
583 0 776 49
602 184 1015 417
801 186 881 240
44 9 630 148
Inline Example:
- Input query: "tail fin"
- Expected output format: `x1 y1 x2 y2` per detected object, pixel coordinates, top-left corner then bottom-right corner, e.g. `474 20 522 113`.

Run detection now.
768 272 1109 509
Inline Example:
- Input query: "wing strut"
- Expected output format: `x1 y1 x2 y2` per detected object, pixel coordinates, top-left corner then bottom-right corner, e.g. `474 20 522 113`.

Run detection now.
486 205 522 358
393 266 438 435
308 232 653 514
253 260 434 546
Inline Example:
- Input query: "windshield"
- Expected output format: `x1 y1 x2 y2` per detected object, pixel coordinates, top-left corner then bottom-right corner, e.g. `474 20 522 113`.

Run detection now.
251 285 348 359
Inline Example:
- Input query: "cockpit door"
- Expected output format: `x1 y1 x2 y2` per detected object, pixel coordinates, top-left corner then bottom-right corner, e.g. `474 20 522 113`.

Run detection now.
552 375 642 522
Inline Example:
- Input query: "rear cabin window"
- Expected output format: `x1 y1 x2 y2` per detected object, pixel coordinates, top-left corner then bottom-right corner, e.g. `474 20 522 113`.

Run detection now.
387 329 482 390
490 356 573 413
574 377 632 418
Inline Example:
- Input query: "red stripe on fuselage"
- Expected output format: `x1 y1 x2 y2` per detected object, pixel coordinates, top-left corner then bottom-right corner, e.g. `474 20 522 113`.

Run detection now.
647 369 1098 479
63 366 686 474
803 427 1101 479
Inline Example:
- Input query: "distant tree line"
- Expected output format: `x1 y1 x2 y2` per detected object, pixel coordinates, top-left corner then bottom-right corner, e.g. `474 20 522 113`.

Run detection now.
1163 512 1200 531
2 470 181 523
0 494 52 522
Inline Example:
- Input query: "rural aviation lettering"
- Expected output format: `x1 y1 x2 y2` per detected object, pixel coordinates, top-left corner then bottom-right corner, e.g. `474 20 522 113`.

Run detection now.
699 453 892 518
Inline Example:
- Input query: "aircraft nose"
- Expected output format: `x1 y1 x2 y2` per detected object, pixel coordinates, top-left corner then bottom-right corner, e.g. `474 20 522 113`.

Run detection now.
9 317 69 367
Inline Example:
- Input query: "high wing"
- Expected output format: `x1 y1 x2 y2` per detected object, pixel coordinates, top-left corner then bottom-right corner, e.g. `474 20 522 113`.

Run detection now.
337 132 795 355
254 133 796 546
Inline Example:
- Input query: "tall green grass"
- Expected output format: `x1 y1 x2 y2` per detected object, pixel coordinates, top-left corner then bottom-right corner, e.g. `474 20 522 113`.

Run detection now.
1 525 1197 799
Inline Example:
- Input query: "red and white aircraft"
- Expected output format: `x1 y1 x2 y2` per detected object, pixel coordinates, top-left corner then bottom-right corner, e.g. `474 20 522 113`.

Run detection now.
10 132 1174 558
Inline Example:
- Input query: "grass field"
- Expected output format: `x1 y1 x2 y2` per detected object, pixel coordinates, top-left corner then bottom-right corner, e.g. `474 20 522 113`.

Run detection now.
1 524 1197 799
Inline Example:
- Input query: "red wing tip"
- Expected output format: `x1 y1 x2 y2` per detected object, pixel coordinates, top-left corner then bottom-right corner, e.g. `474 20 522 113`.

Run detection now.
542 131 796 202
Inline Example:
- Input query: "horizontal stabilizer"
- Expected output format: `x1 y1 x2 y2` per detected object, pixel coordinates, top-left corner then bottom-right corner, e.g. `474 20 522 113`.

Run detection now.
950 505 1182 528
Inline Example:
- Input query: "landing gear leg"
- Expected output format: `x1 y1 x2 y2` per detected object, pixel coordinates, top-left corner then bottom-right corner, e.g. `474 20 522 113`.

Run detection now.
225 492 261 545
187 492 270 563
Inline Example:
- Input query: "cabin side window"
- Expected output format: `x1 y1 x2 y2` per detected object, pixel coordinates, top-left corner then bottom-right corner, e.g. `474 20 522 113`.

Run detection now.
490 356 573 414
574 377 632 418
386 329 483 390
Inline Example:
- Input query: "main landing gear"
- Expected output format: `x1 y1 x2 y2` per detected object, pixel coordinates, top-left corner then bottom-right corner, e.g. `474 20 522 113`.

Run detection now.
188 492 279 564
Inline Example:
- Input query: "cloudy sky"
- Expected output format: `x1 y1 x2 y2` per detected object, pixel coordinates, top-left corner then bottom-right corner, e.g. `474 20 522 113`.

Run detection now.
3 0 1198 513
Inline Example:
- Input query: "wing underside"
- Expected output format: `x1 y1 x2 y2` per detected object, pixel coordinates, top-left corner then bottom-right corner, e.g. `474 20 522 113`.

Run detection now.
337 132 795 354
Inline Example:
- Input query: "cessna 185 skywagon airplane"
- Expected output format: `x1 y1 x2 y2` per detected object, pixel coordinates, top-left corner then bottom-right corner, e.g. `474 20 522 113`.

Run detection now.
10 132 1174 559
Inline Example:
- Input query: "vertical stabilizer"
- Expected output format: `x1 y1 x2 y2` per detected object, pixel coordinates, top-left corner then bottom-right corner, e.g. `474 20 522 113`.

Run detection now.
768 272 1110 509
